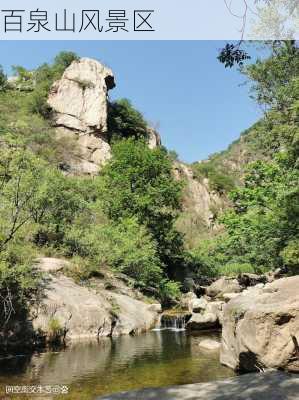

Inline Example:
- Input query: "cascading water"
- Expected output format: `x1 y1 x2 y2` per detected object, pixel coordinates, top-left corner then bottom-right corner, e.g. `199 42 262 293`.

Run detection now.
153 313 191 332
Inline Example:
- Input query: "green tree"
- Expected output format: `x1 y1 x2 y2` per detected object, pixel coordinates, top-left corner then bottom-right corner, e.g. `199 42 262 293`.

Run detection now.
107 99 149 140
0 65 7 91
195 41 299 276
0 145 49 253
65 217 163 287
99 139 184 275
28 51 79 117
244 41 299 110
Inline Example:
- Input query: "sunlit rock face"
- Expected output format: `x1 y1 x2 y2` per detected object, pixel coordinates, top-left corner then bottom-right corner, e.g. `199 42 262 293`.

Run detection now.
220 276 299 373
48 58 115 175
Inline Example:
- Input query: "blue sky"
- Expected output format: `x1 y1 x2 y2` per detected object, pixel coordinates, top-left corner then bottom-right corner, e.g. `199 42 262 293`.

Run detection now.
0 41 263 163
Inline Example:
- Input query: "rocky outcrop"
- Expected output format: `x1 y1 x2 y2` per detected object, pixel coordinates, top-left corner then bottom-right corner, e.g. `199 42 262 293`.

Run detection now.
174 162 228 247
147 127 162 150
48 58 115 175
220 276 299 372
31 258 159 342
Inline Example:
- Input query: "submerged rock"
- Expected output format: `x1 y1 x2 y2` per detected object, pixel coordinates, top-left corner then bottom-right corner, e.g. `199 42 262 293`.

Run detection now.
220 276 299 372
198 339 221 351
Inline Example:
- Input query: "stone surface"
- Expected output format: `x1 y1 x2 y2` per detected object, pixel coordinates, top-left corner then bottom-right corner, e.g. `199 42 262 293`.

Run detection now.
237 273 267 287
190 297 208 313
174 162 228 239
180 292 197 311
32 258 158 341
147 304 162 313
48 58 114 133
222 292 241 302
206 301 225 325
206 277 242 298
147 127 161 149
97 371 299 400
36 257 70 273
48 58 115 175
220 276 299 372
198 339 221 351
186 312 218 331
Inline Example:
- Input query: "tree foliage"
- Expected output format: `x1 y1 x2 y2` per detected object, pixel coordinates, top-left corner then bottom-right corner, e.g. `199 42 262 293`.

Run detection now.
99 138 184 272
197 41 299 277
0 65 7 91
107 99 149 140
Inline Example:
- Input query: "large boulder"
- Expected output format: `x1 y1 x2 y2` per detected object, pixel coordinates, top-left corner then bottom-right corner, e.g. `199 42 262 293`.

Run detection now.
186 312 218 331
220 276 299 372
48 57 115 133
190 297 208 313
32 259 158 341
180 292 197 311
206 277 242 298
48 58 115 175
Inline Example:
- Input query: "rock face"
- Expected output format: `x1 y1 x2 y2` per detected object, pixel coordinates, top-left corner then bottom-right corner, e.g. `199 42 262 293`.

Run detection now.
174 162 228 247
48 58 115 175
206 277 242 298
31 258 159 341
147 127 162 150
220 276 299 372
186 300 224 330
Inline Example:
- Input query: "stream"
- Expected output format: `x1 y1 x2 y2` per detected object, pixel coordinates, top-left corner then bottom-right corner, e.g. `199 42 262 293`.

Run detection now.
0 318 235 399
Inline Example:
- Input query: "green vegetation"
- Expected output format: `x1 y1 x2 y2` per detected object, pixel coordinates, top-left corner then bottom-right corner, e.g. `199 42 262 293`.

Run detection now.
0 65 7 91
192 41 299 278
47 317 64 344
0 43 298 346
0 53 183 324
192 161 236 193
108 99 149 140
99 139 184 274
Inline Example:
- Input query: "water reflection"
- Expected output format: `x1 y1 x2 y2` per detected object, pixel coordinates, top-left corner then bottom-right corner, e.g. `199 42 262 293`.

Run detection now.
0 331 234 399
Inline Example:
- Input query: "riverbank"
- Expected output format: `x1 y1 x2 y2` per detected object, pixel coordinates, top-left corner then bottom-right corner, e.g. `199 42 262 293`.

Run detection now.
97 370 299 400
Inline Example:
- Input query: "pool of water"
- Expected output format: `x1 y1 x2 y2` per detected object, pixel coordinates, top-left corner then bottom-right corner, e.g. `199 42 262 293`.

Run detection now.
0 330 235 399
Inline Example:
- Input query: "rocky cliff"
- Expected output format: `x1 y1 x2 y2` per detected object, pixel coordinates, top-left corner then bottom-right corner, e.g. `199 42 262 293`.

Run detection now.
174 162 228 248
48 58 115 175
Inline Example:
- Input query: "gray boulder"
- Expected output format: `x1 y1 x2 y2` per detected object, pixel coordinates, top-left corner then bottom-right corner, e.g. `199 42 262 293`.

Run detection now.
190 297 208 313
32 258 158 341
186 312 218 331
220 276 299 372
206 277 242 298
180 292 197 311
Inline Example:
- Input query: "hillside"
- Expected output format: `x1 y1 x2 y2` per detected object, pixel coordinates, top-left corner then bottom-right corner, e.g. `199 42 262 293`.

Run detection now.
0 42 298 351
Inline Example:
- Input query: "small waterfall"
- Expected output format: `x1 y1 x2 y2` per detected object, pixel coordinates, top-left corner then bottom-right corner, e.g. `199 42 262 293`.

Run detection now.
153 313 191 332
